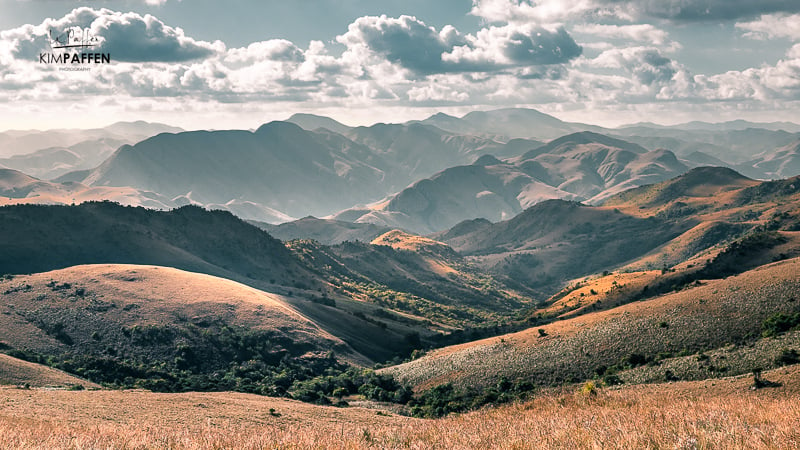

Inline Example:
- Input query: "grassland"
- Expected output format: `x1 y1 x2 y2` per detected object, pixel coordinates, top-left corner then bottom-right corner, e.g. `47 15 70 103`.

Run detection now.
1 365 798 449
388 257 800 391
0 353 99 388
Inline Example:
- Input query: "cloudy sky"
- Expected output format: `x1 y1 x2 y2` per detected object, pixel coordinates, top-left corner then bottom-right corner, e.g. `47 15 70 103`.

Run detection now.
1 0 799 130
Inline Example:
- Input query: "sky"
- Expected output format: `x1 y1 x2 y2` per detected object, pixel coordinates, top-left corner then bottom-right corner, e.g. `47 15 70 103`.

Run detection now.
0 0 799 131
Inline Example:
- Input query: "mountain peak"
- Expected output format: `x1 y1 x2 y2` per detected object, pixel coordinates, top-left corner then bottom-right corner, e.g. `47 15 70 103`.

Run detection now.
255 120 307 135
286 113 351 134
473 154 503 166
526 132 647 158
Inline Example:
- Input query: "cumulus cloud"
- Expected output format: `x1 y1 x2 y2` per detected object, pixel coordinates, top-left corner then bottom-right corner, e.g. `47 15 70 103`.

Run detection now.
470 0 605 24
2 8 221 63
736 14 800 40
471 0 800 24
337 15 581 76
2 4 799 128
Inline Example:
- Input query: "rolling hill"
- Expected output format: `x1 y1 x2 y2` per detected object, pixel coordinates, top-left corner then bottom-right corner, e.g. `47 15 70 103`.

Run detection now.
387 257 800 391
0 264 365 390
401 167 800 299
0 201 540 361
0 353 100 388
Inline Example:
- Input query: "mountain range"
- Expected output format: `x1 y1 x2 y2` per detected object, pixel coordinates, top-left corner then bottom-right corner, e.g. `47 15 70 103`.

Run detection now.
3 108 800 231
335 132 689 233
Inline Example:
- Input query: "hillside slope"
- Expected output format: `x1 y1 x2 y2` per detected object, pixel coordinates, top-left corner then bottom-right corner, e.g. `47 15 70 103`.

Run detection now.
0 264 366 390
387 257 800 391
0 353 100 388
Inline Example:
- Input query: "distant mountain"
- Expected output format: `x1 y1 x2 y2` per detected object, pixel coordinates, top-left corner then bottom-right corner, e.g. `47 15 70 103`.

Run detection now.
621 119 800 133
253 216 391 245
414 108 600 140
611 127 800 165
83 122 390 220
286 113 352 134
748 139 800 179
335 132 689 234
0 138 126 180
410 113 477 135
344 122 511 183
0 168 176 210
0 121 182 158
79 121 538 222
680 151 732 168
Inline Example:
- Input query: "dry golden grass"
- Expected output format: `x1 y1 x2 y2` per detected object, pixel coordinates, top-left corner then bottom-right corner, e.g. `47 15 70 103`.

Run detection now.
0 264 366 366
371 230 460 276
388 257 800 391
539 270 661 319
0 353 99 388
1 366 799 449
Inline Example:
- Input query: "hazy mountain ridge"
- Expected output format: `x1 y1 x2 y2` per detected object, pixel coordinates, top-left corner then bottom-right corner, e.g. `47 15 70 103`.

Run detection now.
77 120 543 223
0 168 177 210
413 108 602 139
335 132 689 234
0 121 182 161
4 109 800 230
252 216 392 245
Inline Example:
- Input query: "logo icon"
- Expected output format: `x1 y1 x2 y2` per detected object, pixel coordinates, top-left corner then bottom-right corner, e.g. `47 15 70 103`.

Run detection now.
48 27 101 50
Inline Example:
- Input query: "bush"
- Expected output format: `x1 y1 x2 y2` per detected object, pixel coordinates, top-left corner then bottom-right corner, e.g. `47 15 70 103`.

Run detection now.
762 312 800 337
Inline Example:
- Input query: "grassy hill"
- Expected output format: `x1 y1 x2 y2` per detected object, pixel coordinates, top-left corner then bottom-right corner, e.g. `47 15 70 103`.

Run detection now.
386 257 800 392
0 353 100 388
0 264 363 392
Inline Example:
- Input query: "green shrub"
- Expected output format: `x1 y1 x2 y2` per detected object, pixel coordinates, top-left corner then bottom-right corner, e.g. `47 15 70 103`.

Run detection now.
762 312 800 337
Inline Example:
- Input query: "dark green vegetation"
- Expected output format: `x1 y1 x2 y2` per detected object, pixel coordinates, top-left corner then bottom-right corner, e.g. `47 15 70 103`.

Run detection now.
0 202 306 283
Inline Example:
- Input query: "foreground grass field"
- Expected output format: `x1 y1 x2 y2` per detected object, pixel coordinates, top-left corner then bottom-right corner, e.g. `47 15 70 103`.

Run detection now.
1 365 799 449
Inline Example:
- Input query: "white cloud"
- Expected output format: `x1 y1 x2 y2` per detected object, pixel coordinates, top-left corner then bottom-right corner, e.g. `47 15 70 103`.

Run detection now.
2 5 800 129
336 15 581 76
572 24 670 46
736 14 800 40
470 0 607 24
